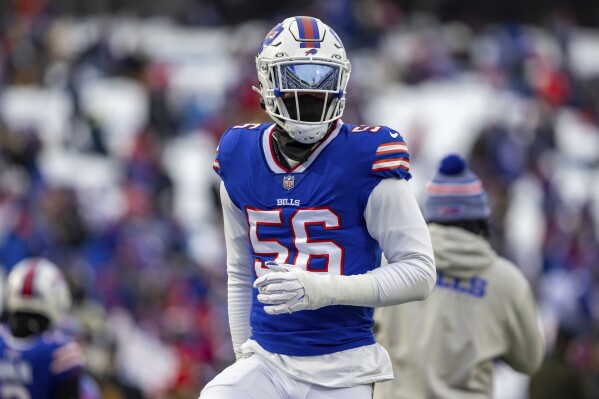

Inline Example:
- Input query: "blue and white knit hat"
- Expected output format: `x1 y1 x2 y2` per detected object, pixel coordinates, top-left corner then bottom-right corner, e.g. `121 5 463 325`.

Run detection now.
424 154 490 222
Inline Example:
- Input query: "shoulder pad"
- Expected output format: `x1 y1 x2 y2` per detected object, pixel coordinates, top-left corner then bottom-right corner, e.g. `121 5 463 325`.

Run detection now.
228 122 270 131
50 338 85 375
372 127 411 179
341 123 411 180
213 123 273 177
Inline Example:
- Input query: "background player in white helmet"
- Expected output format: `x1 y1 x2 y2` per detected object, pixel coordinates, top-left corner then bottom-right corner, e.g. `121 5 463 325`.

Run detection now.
200 16 436 399
374 154 545 399
0 257 85 399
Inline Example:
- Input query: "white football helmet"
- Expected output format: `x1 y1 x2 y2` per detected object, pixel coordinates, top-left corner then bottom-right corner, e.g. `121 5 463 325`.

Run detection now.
254 16 351 144
5 257 71 325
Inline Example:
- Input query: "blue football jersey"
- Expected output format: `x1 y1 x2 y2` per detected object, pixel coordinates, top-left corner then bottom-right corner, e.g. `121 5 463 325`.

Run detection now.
0 327 84 399
214 120 411 356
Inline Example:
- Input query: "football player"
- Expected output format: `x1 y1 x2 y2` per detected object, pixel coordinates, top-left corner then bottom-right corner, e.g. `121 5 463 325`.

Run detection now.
0 258 84 399
200 16 436 399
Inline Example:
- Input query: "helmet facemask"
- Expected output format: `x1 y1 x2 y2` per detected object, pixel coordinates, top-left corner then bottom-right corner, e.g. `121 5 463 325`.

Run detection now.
283 93 333 123
257 57 350 144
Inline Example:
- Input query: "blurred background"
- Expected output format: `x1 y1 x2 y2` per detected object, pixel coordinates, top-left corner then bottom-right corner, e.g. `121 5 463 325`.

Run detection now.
0 0 598 398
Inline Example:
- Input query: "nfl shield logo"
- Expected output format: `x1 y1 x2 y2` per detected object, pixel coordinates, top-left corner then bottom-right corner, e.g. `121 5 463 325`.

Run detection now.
283 175 294 190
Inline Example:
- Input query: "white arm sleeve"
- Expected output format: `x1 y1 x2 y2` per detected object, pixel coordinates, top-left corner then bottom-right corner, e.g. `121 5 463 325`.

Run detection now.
220 182 253 356
287 178 436 310
365 178 436 306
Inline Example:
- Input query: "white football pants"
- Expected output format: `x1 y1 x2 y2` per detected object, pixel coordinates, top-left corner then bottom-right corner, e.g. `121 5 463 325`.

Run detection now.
200 354 374 399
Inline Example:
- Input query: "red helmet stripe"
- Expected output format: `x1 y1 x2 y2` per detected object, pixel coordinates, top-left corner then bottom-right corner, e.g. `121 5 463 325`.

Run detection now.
300 17 316 40
21 260 40 297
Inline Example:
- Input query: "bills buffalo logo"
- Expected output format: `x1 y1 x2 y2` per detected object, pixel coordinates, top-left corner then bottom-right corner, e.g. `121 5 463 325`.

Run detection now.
305 48 318 55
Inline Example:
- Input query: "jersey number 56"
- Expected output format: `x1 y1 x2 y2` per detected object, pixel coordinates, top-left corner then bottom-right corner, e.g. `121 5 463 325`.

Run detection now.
247 207 344 277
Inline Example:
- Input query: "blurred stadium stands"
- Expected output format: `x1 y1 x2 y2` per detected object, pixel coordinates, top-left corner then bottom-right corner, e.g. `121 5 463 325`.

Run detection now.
0 0 598 398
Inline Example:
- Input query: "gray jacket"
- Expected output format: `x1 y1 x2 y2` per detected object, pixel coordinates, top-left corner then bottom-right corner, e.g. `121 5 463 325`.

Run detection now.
374 223 544 399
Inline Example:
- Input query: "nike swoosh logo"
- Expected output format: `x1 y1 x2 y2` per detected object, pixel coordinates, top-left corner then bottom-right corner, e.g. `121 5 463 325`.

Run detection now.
390 131 399 138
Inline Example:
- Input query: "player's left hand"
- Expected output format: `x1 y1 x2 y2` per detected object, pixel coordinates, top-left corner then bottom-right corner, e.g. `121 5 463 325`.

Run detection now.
254 262 333 315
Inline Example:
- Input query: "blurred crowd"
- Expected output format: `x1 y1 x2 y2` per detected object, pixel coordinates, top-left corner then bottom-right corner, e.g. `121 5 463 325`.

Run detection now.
0 0 598 398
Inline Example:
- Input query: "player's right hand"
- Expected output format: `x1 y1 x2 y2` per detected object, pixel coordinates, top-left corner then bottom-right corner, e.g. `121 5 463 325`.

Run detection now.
254 262 307 314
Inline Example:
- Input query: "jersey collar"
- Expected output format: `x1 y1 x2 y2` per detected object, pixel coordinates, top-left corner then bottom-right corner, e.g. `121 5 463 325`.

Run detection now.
262 120 342 174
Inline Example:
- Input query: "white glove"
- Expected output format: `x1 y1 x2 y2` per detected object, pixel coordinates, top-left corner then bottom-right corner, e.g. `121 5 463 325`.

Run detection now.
254 262 333 315
255 262 380 315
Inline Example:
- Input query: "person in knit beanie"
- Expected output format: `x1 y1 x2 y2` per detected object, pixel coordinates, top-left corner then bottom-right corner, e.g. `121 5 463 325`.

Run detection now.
374 154 545 399
424 153 491 237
